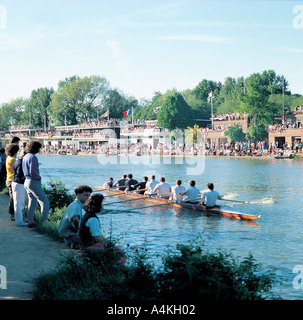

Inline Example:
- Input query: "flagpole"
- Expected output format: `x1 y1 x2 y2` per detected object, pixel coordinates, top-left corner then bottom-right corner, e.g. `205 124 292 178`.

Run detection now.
210 91 213 130
132 106 134 126
107 109 109 121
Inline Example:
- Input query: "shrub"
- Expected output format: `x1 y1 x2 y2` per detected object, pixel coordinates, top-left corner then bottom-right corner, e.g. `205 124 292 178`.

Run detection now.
33 243 278 300
42 179 74 212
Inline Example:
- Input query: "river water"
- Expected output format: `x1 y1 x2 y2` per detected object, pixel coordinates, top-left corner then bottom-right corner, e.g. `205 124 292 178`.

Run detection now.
38 154 303 300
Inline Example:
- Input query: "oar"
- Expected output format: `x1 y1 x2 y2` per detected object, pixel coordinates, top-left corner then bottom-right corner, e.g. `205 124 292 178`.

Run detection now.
106 201 176 214
181 197 202 203
104 196 149 205
218 198 249 204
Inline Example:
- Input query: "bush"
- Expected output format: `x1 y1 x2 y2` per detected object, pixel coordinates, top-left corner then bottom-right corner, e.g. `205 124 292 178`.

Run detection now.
42 179 74 213
33 243 278 300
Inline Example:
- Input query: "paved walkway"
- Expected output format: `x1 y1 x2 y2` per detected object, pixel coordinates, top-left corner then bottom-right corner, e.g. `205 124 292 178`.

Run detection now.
0 192 71 300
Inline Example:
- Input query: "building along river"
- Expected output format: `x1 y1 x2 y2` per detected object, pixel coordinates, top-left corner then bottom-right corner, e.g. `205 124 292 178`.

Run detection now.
38 154 303 300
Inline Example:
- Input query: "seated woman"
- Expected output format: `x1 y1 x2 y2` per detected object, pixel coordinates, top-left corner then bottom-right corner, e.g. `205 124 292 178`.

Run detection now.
79 194 126 265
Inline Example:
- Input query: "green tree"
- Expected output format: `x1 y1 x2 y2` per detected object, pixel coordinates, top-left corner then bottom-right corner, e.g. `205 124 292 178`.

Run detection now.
49 75 109 125
0 98 27 127
22 87 54 127
102 88 135 119
224 124 245 143
238 72 284 141
157 92 193 130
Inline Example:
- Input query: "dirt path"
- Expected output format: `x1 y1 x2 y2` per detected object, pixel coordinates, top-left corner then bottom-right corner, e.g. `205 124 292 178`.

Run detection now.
0 192 71 300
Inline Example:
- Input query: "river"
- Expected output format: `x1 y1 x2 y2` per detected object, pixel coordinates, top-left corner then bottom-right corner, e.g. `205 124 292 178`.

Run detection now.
38 154 303 300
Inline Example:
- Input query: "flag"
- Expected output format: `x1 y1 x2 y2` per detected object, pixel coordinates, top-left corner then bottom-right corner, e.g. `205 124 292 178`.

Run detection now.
82 112 88 119
101 110 109 118
123 108 132 117
153 106 161 114
208 91 213 98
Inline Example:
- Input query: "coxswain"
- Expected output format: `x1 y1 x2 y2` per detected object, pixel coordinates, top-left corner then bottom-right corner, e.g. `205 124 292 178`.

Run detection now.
103 177 114 189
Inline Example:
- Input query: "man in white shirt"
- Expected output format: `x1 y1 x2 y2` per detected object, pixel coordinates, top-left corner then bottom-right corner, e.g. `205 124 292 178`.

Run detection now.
58 185 92 248
145 175 159 195
182 180 200 203
172 180 186 201
201 183 221 208
153 177 171 199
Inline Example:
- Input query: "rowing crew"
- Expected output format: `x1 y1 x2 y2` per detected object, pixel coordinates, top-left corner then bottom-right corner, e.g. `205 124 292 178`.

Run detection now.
103 174 221 209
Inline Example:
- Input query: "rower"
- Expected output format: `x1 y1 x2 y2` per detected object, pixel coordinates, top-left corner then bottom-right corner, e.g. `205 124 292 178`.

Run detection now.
171 180 186 201
181 180 200 203
153 177 171 199
125 174 138 192
200 183 221 208
144 175 159 195
113 174 127 191
133 176 148 195
103 177 114 189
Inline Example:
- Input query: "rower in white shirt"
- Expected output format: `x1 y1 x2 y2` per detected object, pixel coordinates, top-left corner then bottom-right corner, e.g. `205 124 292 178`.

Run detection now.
145 175 159 195
153 177 171 199
200 182 221 208
171 180 186 201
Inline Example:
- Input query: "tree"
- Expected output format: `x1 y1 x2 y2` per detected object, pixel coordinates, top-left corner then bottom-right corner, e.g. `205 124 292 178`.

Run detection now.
0 98 27 127
224 124 245 143
238 72 283 141
49 75 110 125
23 87 54 127
193 79 222 102
157 92 193 130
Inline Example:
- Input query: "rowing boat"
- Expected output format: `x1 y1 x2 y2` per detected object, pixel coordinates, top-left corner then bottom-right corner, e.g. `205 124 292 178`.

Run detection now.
100 188 261 221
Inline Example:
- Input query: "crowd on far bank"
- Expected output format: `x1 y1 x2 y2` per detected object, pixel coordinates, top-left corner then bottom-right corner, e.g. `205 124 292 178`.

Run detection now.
34 138 301 158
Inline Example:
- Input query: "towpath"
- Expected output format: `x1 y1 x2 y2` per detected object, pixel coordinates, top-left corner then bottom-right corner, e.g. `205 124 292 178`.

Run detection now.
0 192 71 300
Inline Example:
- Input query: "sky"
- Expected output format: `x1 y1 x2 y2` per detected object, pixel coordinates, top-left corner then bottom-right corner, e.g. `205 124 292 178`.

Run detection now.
0 0 303 105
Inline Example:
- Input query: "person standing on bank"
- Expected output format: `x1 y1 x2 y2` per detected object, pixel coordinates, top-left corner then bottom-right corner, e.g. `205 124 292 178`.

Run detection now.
12 149 28 226
58 185 92 248
5 143 19 221
22 141 49 228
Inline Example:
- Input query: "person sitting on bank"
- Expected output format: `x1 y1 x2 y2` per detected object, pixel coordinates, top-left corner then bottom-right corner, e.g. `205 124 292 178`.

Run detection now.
79 193 126 265
200 183 221 208
181 180 200 203
58 185 92 248
79 193 105 247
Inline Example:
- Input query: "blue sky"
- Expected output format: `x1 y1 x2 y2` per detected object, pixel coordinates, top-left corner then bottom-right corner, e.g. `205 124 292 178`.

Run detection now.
0 0 303 104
